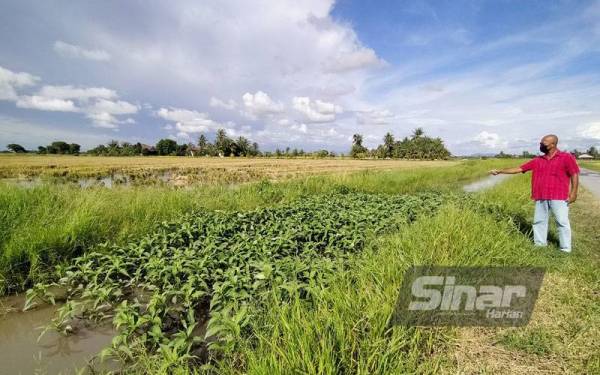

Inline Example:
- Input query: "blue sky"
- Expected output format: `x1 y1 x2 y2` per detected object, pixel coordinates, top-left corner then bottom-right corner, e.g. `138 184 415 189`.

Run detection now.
1 0 599 154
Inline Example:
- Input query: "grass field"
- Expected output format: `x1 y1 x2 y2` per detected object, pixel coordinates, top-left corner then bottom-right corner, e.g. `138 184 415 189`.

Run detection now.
2 157 598 374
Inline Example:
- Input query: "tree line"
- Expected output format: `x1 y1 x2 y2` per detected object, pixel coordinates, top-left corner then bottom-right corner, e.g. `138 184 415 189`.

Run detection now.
7 141 81 155
4 129 339 158
350 128 451 159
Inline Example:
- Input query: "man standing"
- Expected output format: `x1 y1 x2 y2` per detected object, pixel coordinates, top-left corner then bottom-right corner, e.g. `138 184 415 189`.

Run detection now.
489 135 580 252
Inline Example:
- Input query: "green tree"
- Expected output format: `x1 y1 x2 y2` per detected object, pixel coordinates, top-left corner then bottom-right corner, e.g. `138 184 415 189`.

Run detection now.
215 129 232 156
47 141 70 154
236 136 251 156
197 134 209 156
412 127 425 139
7 144 27 153
156 139 178 155
68 143 81 155
383 132 394 158
350 133 368 158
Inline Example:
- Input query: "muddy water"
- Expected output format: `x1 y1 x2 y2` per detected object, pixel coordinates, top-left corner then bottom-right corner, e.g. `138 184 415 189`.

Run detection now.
463 173 513 193
0 295 117 375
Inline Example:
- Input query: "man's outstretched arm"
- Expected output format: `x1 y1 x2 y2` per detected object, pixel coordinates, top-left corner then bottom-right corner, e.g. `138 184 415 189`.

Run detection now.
489 167 523 175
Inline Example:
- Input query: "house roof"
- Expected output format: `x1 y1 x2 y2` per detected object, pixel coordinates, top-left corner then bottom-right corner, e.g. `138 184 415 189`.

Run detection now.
578 154 593 159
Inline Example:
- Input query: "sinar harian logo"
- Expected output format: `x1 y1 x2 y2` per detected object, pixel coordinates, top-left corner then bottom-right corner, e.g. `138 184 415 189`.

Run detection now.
392 266 545 327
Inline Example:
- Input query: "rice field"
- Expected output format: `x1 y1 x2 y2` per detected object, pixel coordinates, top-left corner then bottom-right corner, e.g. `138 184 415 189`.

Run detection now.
0 154 456 184
1 157 598 374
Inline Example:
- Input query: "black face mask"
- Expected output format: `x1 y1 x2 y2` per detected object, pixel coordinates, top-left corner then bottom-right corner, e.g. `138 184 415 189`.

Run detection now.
539 143 549 154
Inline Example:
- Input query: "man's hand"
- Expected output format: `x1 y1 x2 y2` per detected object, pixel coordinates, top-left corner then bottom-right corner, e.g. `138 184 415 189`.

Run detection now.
489 167 523 175
568 193 577 205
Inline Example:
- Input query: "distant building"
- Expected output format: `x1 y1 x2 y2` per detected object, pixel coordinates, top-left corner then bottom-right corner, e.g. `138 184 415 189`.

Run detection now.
578 154 594 160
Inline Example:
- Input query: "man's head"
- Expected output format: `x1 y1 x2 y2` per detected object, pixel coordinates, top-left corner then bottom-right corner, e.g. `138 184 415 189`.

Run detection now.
540 134 558 154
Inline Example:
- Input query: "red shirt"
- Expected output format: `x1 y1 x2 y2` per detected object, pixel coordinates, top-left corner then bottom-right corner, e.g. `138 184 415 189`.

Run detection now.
520 150 580 200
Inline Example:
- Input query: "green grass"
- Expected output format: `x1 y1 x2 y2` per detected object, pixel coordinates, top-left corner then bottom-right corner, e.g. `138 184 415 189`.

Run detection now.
497 328 556 356
0 159 518 294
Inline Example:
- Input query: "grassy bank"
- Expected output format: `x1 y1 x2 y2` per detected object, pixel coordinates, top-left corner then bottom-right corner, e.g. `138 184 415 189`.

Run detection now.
0 159 517 294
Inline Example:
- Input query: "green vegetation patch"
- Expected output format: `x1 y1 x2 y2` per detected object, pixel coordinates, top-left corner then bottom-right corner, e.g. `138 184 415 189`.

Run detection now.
25 191 447 369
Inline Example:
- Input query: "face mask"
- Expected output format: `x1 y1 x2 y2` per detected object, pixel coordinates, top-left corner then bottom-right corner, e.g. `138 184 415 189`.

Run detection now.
539 143 549 154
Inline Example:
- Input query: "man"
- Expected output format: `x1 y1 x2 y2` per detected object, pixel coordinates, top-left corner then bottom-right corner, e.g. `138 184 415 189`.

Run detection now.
489 135 580 252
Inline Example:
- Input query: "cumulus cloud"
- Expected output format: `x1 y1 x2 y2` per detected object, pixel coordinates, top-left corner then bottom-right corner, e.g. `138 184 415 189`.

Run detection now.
16 95 78 112
27 87 139 128
156 107 221 135
53 40 111 61
209 96 237 110
0 65 139 129
473 131 508 149
242 91 284 118
292 97 342 123
0 65 40 100
578 122 600 139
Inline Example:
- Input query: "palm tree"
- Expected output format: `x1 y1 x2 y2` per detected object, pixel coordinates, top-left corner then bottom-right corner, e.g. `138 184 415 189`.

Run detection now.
383 132 394 157
412 127 425 139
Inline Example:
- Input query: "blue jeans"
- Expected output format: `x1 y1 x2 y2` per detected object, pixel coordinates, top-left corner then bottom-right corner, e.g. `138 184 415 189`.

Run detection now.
533 200 571 252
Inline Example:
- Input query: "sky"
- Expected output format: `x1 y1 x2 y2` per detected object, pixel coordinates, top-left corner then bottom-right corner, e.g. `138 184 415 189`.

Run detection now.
1 0 599 155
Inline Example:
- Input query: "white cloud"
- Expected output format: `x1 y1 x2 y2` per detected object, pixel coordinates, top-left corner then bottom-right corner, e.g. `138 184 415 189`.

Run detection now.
0 66 139 129
86 112 120 129
53 40 111 61
242 91 284 118
324 48 385 73
0 65 40 100
84 99 139 128
88 98 139 115
473 131 508 149
156 107 221 133
16 95 78 112
292 96 342 123
291 123 308 133
24 88 139 128
356 109 395 125
37 85 117 100
578 122 600 139
209 96 237 110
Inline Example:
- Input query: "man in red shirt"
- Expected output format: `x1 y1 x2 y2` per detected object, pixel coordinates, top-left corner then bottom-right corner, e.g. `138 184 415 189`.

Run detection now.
489 134 580 252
